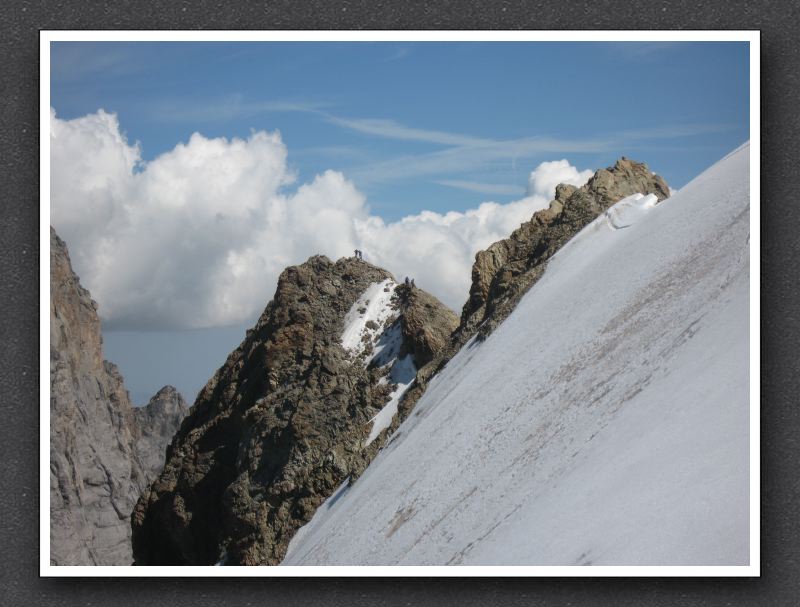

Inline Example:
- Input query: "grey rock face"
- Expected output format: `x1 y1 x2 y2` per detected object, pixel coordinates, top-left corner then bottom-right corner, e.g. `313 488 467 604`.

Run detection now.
50 227 187 565
132 256 457 566
134 386 190 481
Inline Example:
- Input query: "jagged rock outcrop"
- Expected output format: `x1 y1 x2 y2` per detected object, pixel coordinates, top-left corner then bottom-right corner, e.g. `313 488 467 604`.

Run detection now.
396 157 670 425
50 227 187 565
134 386 190 480
397 284 459 368
460 157 670 340
132 256 457 566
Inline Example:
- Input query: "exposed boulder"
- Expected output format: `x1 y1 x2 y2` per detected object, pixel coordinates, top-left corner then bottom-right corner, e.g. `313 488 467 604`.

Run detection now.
132 256 457 566
397 283 459 368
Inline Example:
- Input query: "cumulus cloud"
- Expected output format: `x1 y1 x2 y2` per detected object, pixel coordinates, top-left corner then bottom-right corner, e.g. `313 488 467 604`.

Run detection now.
50 109 591 329
526 159 595 198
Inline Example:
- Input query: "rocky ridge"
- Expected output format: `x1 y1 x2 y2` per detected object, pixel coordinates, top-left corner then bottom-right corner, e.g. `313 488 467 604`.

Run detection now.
50 227 187 565
395 158 670 430
131 256 457 565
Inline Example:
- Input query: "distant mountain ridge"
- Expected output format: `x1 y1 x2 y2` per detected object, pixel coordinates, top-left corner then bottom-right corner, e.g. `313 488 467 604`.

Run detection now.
49 228 188 565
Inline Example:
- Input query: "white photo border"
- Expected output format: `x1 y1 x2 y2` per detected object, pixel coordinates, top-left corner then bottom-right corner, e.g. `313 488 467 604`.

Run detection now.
39 29 760 578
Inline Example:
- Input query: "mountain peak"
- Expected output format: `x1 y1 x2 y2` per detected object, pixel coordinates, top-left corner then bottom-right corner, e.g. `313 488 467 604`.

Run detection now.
132 254 456 566
586 156 670 209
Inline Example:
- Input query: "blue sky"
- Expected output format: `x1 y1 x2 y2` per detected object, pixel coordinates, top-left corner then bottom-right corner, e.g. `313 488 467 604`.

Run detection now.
50 40 750 405
51 41 749 221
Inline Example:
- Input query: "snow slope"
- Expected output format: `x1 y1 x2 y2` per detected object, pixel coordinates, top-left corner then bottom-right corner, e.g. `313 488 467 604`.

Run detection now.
285 144 750 566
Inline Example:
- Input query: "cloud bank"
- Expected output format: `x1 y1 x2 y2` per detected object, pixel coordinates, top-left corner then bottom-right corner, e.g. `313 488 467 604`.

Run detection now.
50 109 592 329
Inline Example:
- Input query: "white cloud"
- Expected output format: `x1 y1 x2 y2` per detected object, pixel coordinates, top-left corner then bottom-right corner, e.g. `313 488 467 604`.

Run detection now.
526 159 595 198
50 109 591 329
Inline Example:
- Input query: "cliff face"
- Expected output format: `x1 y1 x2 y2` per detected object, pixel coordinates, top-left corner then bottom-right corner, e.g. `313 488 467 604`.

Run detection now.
49 228 187 565
132 256 457 566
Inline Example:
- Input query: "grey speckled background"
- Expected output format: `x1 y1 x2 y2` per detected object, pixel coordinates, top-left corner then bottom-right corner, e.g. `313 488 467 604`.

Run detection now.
1 1 797 605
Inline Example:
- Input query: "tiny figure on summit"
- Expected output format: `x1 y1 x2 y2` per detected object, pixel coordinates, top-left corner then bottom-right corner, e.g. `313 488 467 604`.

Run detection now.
354 249 363 260
404 277 410 286
411 279 415 288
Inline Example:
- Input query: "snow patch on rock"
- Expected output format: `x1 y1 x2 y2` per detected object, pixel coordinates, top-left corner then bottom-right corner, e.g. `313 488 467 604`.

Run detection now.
365 354 417 446
341 279 399 364
341 279 420 446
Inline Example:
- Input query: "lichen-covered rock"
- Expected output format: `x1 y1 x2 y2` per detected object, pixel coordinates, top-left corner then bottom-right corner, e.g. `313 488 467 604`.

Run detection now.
132 256 457 566
50 227 187 565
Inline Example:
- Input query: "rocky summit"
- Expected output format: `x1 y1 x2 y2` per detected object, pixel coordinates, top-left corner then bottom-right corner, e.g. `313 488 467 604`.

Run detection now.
131 255 458 565
50 227 188 565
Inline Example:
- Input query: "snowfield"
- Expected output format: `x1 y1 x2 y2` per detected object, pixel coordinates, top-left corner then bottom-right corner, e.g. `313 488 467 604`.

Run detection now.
285 144 751 566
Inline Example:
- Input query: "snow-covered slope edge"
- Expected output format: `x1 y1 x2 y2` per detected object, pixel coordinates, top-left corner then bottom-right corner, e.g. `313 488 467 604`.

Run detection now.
284 143 750 566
